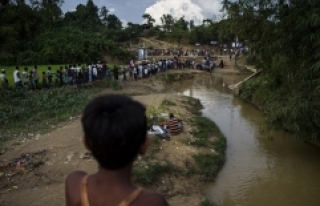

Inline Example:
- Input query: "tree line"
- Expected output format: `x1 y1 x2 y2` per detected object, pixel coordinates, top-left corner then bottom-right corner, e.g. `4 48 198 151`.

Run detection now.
221 0 320 141
0 0 239 66
0 0 137 65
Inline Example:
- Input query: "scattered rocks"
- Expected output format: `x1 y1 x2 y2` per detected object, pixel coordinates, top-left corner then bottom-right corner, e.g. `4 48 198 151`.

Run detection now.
0 150 47 172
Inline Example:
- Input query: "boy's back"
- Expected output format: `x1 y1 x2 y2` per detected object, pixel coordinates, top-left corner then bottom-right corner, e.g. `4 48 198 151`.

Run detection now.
65 94 169 206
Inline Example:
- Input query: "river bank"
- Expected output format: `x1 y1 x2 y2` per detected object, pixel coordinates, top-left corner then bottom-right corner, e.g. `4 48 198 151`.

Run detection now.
0 70 226 206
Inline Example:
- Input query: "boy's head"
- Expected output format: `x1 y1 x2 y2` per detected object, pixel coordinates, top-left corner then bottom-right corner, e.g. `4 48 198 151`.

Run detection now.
81 94 148 170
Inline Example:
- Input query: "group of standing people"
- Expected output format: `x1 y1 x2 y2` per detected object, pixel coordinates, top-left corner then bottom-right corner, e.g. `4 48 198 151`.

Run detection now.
0 62 111 90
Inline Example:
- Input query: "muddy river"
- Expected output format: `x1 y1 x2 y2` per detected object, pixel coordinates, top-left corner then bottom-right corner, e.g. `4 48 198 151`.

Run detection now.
177 74 320 206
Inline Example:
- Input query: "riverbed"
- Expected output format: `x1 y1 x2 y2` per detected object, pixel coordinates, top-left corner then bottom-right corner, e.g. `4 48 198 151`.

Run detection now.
178 74 320 206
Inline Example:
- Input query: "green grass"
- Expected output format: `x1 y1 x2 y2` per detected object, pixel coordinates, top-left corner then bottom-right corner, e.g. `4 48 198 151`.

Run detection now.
181 96 203 116
1 64 115 86
161 99 176 106
189 117 226 150
192 153 225 182
132 162 180 187
183 116 227 183
200 199 218 206
0 78 120 147
132 136 180 187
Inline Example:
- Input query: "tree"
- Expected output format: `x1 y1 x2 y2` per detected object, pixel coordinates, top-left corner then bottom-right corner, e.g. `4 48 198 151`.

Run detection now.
106 14 122 30
161 14 174 32
175 16 189 31
142 13 155 27
222 0 320 141
189 20 195 30
171 26 184 48
100 6 109 25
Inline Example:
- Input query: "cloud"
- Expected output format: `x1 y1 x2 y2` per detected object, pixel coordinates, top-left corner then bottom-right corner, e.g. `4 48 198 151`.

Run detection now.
145 0 222 25
191 0 222 19
109 8 115 13
121 19 128 27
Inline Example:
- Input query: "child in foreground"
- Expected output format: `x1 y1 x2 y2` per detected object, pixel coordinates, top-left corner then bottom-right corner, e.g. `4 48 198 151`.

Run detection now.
65 94 169 206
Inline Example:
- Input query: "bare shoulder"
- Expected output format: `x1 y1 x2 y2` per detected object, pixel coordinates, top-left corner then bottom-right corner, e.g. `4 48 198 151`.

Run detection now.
65 170 87 184
137 191 169 206
65 171 87 206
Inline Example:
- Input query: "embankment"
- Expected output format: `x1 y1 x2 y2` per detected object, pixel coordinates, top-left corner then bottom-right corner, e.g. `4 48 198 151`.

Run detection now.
0 71 226 206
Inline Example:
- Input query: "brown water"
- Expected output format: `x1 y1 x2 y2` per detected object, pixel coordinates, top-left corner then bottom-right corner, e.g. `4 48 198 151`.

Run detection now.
177 74 320 206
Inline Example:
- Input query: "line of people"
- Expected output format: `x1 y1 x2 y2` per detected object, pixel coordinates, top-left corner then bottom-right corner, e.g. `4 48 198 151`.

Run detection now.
0 62 112 90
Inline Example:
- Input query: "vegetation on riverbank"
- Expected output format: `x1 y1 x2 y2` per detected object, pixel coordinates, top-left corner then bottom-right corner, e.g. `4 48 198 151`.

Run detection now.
0 71 226 206
0 79 122 147
133 94 226 206
223 0 320 141
240 72 319 142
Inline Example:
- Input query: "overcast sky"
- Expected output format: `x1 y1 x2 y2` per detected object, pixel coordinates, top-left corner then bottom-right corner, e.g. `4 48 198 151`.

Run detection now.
62 0 223 26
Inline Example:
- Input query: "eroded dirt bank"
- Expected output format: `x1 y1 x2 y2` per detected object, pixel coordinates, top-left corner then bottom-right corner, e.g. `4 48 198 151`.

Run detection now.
0 70 226 206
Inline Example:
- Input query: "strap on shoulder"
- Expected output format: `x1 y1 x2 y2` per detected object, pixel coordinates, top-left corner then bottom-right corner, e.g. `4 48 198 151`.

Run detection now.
118 188 143 206
80 175 90 206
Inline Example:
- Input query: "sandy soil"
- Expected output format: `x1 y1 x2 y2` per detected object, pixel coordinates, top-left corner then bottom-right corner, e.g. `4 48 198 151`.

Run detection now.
0 68 235 206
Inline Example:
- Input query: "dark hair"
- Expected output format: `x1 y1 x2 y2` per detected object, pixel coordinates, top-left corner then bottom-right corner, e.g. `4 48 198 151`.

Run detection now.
24 67 28 71
16 66 19 70
169 113 174 118
81 94 147 170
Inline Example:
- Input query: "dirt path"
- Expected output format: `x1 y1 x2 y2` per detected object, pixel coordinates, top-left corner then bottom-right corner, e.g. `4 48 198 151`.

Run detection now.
0 70 228 206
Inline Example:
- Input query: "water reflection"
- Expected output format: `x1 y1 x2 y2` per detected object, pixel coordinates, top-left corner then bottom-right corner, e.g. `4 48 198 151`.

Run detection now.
177 75 320 206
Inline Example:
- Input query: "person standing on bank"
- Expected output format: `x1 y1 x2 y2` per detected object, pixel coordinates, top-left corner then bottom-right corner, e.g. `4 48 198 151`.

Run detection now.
32 66 39 89
0 69 9 90
13 66 22 89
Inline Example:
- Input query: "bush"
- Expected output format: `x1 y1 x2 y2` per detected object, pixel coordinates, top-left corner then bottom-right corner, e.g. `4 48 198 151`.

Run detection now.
246 55 257 65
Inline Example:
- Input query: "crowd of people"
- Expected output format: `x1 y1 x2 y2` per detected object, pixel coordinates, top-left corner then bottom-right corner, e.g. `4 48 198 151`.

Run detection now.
0 55 225 91
0 61 111 90
128 47 247 57
129 48 214 57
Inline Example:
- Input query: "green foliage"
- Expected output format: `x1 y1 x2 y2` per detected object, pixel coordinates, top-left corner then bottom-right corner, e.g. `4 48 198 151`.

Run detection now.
133 162 179 187
224 0 320 141
0 1 136 65
246 55 257 65
182 96 203 116
200 198 218 206
170 26 185 47
182 116 227 182
0 79 120 144
190 117 227 152
192 153 225 182
161 99 176 106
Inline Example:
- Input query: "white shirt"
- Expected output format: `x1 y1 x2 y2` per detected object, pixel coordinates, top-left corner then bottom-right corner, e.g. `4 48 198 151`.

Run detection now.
0 73 5 82
93 67 97 76
22 71 28 82
13 70 20 83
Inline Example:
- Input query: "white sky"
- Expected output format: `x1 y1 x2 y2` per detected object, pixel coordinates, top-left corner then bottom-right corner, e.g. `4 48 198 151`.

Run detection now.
145 0 222 25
